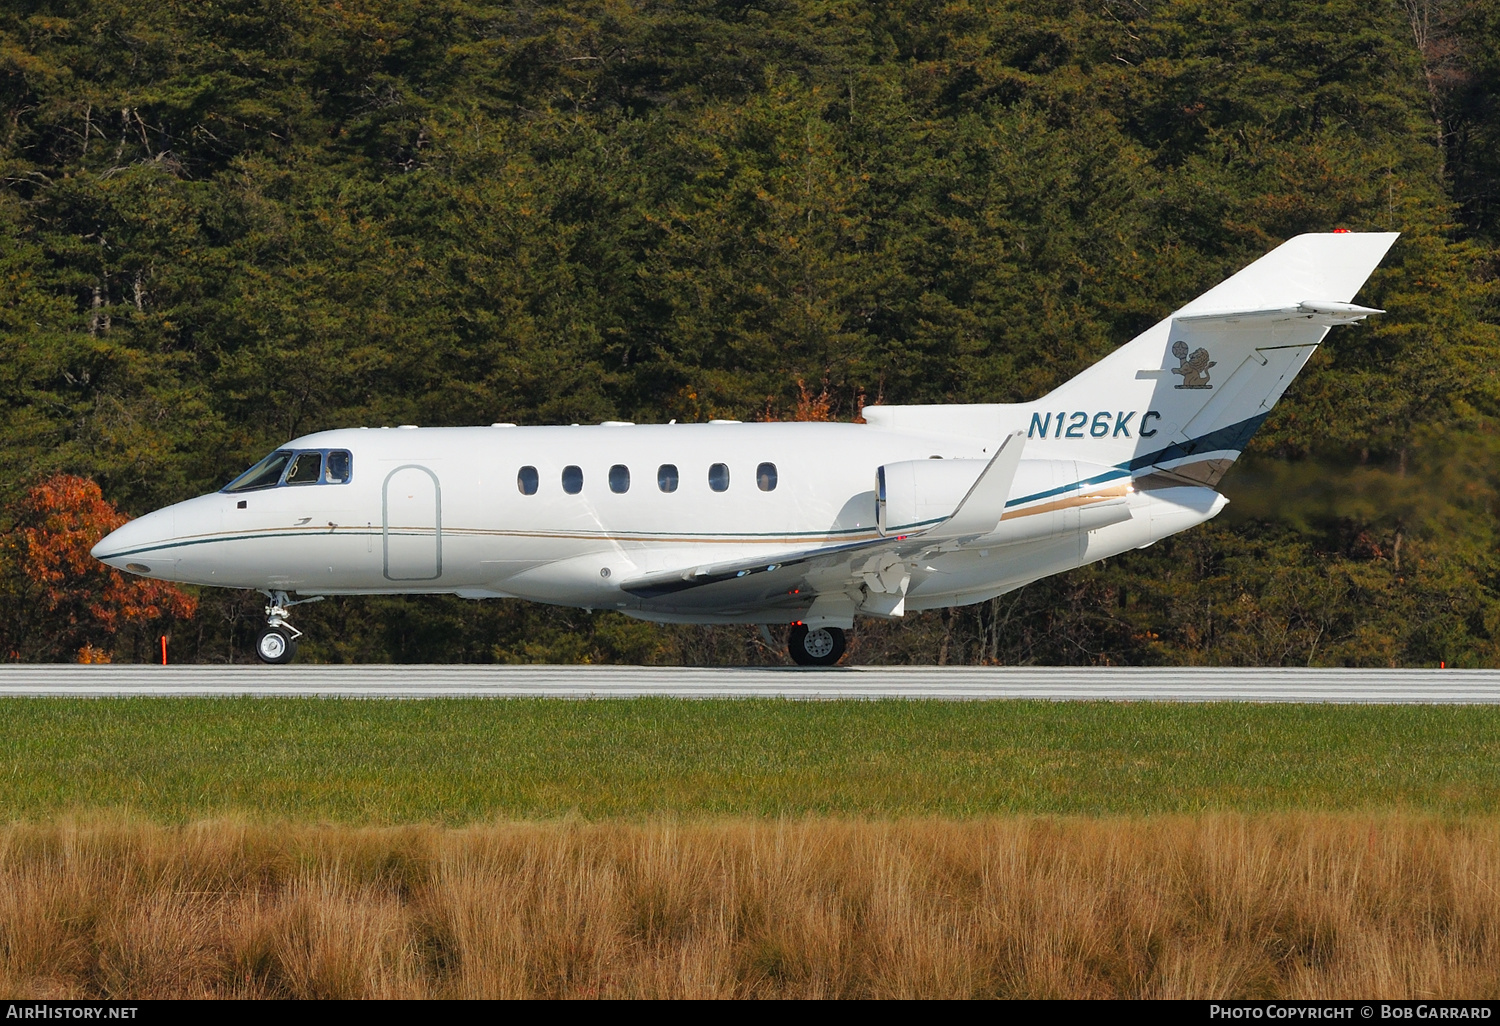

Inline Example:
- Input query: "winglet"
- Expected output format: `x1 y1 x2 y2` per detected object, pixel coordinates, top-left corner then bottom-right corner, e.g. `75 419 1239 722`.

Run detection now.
923 432 1025 543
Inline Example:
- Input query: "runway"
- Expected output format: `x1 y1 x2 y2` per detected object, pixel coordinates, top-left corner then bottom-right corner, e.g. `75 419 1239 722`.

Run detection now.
0 664 1498 702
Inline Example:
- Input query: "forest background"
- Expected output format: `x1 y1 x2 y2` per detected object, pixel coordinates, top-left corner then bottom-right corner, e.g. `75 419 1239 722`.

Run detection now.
2 0 1499 666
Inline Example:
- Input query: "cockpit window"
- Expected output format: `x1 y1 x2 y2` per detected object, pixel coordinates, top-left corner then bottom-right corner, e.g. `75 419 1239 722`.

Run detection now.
221 448 352 492
224 450 293 492
284 451 323 485
325 450 352 483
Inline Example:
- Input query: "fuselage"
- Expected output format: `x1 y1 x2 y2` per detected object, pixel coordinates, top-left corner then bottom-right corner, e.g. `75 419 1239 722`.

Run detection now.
88 231 1400 654
91 419 1224 623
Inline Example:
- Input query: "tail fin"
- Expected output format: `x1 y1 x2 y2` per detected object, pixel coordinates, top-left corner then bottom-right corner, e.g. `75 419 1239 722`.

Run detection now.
1023 231 1398 484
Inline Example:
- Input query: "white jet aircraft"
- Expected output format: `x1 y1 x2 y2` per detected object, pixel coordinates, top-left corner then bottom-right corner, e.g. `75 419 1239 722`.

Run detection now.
92 231 1398 665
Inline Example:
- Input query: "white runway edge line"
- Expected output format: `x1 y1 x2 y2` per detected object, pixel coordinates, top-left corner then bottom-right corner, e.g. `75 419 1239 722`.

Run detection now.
1 665 1500 702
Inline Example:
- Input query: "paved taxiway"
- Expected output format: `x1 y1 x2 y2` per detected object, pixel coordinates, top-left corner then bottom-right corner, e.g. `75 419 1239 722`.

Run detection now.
0 665 1497 702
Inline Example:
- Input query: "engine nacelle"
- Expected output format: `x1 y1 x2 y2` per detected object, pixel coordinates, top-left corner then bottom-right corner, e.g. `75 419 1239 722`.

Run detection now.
877 457 1131 540
876 459 987 536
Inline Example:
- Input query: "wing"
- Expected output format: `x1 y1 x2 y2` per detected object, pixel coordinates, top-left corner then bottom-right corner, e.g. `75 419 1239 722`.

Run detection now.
620 433 1026 617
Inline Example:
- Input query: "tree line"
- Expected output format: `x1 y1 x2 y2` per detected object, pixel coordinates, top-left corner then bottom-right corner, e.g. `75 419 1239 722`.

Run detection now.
2 0 1498 664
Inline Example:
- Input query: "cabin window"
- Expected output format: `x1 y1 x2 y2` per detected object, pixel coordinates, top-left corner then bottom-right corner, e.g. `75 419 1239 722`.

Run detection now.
609 465 630 493
708 463 730 492
325 450 352 483
658 464 678 493
562 465 583 494
757 462 777 492
518 466 539 495
284 451 323 485
223 450 293 492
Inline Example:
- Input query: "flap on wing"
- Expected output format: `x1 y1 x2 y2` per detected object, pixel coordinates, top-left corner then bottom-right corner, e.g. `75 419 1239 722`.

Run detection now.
619 534 892 600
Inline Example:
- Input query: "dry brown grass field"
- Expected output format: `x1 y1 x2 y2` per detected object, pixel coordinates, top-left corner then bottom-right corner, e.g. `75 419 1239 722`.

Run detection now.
1 815 1497 999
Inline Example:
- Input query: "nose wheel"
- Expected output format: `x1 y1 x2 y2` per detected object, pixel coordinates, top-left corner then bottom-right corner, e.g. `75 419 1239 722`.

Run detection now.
788 624 846 666
256 626 298 664
255 590 321 664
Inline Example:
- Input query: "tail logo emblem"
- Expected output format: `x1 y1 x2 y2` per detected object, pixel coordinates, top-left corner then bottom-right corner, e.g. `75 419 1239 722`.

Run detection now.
1170 340 1216 389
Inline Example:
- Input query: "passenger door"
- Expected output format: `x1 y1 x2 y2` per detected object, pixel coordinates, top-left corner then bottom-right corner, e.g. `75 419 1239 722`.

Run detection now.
383 465 442 581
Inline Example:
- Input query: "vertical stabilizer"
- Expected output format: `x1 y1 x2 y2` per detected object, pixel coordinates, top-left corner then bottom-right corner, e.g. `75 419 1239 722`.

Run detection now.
1021 231 1398 483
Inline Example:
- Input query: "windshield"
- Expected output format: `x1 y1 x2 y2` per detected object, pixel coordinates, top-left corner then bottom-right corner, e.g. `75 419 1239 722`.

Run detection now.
223 450 293 492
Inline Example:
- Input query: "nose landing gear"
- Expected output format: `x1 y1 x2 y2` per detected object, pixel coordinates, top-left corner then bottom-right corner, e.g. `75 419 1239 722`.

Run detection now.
256 625 297 664
255 591 323 664
788 624 847 667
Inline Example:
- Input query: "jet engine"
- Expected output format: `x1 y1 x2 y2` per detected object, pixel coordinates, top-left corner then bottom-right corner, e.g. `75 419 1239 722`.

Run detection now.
876 459 987 536
876 457 1133 543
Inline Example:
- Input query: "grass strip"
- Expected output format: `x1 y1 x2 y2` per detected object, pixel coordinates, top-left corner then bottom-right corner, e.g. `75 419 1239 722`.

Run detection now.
1 698 1497 822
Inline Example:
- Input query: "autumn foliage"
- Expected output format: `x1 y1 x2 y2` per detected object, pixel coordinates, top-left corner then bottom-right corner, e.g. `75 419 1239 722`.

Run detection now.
1 476 196 662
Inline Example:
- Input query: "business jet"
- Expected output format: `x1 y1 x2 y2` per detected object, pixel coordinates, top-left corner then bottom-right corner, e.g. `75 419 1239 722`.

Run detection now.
92 231 1397 665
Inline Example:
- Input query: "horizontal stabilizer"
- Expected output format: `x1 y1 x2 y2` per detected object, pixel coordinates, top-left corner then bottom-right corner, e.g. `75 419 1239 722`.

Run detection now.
1175 300 1385 326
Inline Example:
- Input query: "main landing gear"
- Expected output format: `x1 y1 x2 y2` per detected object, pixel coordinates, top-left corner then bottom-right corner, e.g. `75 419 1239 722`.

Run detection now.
787 624 847 667
255 591 323 664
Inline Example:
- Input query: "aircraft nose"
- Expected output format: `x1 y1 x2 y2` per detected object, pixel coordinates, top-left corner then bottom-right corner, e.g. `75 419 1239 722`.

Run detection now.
91 508 173 567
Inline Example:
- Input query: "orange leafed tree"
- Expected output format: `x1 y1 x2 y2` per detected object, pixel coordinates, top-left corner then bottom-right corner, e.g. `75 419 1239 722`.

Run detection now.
2 475 197 662
761 378 842 422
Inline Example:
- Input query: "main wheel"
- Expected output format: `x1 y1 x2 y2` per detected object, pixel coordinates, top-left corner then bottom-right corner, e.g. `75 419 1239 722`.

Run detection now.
256 626 298 664
787 624 846 667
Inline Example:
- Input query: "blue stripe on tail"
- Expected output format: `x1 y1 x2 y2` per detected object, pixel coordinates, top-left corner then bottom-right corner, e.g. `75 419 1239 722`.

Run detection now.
1005 412 1270 508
